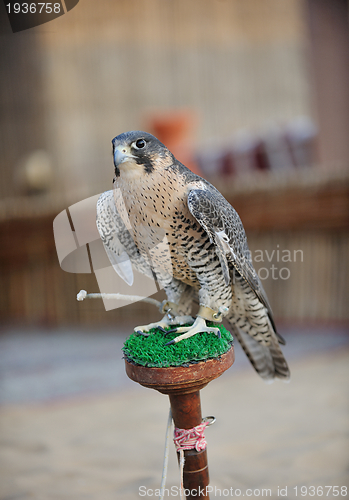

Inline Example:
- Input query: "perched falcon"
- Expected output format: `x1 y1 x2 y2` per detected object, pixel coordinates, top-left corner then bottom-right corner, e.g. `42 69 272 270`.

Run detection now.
97 131 290 381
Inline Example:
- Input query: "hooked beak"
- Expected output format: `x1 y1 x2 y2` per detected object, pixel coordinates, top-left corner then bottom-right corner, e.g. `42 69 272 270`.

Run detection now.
113 146 130 168
112 143 136 178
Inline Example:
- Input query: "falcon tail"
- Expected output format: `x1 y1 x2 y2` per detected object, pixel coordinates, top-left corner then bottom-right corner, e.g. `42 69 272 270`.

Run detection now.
226 319 290 382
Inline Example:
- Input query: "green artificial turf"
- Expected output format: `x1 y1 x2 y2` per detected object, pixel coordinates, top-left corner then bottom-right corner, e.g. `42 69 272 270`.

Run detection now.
123 322 233 368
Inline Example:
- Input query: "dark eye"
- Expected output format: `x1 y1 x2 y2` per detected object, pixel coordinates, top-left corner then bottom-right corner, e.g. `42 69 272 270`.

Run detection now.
135 139 146 149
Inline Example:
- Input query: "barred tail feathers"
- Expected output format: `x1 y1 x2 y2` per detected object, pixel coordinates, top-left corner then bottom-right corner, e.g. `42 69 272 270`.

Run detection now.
226 319 290 382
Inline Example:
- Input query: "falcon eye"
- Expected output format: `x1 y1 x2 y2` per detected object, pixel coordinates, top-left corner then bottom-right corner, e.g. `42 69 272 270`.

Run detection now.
134 139 146 149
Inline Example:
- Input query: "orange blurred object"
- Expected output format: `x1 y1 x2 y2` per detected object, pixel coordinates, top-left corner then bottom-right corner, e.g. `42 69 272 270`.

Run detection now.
146 110 202 175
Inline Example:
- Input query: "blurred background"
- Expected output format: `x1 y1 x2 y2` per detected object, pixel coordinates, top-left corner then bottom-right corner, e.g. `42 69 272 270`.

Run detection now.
0 0 348 326
0 1 348 499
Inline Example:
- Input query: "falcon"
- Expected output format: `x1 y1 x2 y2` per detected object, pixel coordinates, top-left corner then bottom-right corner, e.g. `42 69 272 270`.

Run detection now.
97 131 290 381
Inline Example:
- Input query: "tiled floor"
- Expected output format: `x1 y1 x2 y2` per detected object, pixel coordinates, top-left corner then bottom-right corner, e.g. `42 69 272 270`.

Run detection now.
0 323 348 405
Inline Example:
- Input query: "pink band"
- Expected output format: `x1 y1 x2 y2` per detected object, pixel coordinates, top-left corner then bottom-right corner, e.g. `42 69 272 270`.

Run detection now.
173 422 209 452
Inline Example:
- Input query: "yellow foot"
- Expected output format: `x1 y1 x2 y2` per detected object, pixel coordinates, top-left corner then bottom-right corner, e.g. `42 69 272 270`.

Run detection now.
134 315 194 336
164 317 221 345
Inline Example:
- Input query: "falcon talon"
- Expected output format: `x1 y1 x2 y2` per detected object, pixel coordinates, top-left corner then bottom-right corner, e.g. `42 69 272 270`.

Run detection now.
164 339 176 346
163 328 179 335
157 326 178 335
136 330 150 337
157 326 168 333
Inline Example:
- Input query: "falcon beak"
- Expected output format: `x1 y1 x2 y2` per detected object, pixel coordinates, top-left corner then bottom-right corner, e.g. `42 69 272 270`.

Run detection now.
113 146 129 168
113 145 135 177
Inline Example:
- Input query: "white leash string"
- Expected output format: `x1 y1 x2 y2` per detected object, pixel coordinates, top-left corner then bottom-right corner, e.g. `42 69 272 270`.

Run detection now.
76 289 162 308
159 408 173 500
160 413 216 500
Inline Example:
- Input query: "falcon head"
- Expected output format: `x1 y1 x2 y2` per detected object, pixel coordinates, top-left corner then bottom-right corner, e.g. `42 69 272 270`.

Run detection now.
112 131 174 179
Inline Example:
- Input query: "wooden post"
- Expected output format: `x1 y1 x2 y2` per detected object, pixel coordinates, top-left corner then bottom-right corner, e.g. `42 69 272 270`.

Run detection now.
125 347 234 499
169 390 209 498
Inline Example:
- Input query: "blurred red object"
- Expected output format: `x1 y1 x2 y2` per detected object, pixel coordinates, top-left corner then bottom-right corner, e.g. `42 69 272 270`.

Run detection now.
146 111 202 175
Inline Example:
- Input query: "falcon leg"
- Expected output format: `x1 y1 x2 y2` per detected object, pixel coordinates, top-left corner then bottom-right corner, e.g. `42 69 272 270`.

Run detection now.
134 280 197 335
134 314 194 336
165 317 221 345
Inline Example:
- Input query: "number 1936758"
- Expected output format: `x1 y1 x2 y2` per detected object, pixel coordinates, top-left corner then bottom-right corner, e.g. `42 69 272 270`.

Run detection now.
294 486 347 496
6 3 61 14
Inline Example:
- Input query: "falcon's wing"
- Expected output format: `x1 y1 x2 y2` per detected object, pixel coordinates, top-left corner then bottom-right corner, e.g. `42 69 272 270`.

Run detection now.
96 190 153 284
187 183 275 322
